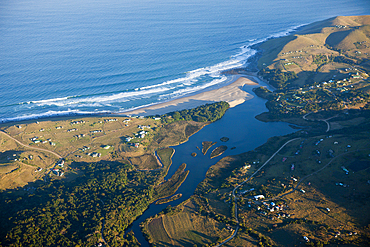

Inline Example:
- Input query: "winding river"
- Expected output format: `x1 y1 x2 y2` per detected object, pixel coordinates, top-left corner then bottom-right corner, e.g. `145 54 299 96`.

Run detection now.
128 78 295 246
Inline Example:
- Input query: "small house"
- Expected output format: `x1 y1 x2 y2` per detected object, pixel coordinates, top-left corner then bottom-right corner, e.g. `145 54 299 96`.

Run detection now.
254 195 265 200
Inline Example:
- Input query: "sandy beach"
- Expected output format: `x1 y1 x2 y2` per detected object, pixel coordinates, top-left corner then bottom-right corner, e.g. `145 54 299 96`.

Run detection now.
0 76 259 127
122 76 258 117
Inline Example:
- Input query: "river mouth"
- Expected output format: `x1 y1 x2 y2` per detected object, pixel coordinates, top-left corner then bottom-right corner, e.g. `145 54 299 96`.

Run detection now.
127 80 296 246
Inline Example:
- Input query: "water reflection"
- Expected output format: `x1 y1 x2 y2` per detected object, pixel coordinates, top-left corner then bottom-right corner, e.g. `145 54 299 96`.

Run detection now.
128 81 295 246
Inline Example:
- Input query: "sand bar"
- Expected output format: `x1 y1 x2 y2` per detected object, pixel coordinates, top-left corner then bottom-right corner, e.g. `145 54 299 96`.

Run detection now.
123 76 258 116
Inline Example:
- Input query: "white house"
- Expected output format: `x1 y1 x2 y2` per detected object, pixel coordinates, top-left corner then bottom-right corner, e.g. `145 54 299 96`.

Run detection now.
254 195 265 200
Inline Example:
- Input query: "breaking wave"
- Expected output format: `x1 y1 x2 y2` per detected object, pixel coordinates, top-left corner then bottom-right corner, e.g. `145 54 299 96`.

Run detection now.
1 24 305 123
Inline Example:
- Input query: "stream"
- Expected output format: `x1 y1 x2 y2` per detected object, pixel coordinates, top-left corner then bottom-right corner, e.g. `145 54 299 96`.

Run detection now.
127 78 295 246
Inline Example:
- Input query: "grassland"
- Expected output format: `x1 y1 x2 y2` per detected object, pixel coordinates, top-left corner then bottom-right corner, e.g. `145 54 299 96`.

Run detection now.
258 15 370 86
146 113 370 246
0 114 205 190
156 147 175 174
254 15 370 123
144 15 370 247
0 102 230 246
144 198 232 246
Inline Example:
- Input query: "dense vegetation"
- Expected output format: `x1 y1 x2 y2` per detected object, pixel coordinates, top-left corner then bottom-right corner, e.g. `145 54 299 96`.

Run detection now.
0 100 231 246
164 101 229 122
0 161 158 246
258 68 298 89
252 86 274 100
0 158 193 246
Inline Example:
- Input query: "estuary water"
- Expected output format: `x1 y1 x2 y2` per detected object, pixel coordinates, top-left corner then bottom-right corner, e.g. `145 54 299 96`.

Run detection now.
0 0 369 122
128 79 295 246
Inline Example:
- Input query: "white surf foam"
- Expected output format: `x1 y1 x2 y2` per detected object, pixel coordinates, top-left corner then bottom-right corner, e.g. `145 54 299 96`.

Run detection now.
158 75 229 100
3 23 308 124
30 96 73 104
0 109 109 123
32 86 175 107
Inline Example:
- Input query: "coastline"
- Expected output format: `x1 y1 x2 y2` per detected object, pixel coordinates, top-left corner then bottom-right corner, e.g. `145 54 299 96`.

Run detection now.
121 76 258 117
0 18 307 126
0 76 259 127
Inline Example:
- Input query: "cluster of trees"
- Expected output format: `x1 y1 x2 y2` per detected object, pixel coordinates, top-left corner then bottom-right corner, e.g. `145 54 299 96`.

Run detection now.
253 86 274 100
243 228 273 247
312 54 358 66
263 84 370 118
312 54 331 65
0 101 233 246
0 161 161 246
258 68 298 88
165 101 229 122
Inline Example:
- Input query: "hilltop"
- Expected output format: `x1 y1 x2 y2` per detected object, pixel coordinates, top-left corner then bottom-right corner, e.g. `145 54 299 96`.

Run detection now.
252 15 370 124
257 15 370 89
142 16 370 247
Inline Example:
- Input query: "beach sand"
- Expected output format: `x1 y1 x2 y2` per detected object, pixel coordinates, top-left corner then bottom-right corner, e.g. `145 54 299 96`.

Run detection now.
122 76 258 116
0 76 259 127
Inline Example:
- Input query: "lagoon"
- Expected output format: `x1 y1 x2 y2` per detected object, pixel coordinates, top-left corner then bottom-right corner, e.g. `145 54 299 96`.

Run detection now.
128 79 295 246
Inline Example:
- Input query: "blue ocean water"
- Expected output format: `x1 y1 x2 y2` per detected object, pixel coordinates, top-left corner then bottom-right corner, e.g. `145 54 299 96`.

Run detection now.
0 0 369 122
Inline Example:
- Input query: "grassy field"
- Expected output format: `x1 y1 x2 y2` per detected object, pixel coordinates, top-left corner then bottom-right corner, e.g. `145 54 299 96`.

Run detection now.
258 15 370 89
157 148 175 173
145 107 370 246
0 115 207 191
145 198 231 246
130 154 160 170
0 133 59 190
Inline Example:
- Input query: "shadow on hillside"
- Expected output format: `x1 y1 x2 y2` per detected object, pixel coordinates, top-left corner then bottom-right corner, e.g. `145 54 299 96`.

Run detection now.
0 150 24 164
326 29 352 47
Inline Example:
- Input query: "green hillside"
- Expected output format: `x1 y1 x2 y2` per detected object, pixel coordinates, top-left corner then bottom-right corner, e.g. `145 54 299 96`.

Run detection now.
257 15 370 88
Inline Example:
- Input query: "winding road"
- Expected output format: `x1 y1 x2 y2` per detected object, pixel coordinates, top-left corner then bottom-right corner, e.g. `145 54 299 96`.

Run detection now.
216 137 301 246
302 112 338 132
0 130 62 159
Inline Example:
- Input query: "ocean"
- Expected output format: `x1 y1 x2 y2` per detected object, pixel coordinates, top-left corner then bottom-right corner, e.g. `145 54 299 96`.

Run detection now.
0 0 369 122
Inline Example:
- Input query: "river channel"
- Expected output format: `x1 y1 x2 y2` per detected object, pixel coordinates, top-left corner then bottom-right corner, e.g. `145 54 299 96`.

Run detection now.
128 78 295 246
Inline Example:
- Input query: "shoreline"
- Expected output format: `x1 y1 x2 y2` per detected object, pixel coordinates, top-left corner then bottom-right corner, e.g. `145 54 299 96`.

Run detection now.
122 75 258 117
0 19 305 127
0 75 259 127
